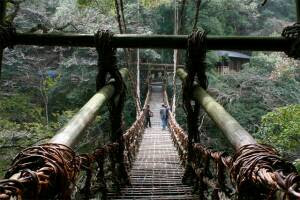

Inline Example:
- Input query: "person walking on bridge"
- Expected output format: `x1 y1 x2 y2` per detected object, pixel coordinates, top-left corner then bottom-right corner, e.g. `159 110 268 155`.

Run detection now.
160 104 167 130
144 104 153 128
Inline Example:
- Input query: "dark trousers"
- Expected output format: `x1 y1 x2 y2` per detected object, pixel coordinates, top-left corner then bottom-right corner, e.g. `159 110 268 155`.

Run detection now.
146 117 151 128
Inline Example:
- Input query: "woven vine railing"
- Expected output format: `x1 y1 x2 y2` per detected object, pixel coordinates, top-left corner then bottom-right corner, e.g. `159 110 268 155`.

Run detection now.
78 90 151 199
164 89 300 200
0 72 150 200
123 90 151 170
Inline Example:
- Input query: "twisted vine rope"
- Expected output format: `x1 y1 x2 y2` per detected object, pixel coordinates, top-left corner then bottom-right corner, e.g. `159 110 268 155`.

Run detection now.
0 143 80 200
182 29 208 185
0 24 16 78
282 23 300 59
123 90 150 170
183 29 208 145
0 32 150 199
231 144 300 199
79 91 151 198
168 104 300 199
95 30 129 186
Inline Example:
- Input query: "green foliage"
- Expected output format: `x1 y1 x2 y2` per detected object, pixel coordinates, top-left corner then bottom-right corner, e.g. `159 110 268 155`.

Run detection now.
77 0 115 14
294 159 300 173
140 0 170 8
255 105 300 154
0 95 43 123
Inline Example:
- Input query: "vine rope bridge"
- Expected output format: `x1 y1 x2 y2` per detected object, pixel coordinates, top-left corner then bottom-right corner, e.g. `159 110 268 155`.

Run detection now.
0 1 300 199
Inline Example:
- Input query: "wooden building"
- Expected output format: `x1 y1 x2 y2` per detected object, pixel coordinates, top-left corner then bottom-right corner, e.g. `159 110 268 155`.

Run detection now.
216 51 251 74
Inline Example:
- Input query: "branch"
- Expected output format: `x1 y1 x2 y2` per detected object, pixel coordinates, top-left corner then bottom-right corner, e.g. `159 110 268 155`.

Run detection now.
54 22 79 32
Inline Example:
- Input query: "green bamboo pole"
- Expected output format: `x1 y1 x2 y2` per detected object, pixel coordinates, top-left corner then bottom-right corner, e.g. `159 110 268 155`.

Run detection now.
50 68 128 148
13 33 292 51
176 68 256 150
0 0 6 79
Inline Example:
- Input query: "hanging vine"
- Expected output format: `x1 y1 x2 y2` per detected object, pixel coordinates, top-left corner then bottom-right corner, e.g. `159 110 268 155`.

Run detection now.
114 0 124 33
178 0 186 34
114 0 142 114
192 0 201 30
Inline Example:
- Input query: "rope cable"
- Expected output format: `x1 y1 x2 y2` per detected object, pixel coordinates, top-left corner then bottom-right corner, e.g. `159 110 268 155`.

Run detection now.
192 0 201 30
95 30 129 185
182 29 208 184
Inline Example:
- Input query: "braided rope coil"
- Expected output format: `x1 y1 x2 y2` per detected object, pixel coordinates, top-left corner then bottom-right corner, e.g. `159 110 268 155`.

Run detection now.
231 144 300 199
0 143 80 200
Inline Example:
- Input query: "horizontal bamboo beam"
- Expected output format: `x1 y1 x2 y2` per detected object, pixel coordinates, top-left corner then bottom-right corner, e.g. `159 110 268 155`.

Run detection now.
176 68 256 150
14 33 292 51
50 68 128 148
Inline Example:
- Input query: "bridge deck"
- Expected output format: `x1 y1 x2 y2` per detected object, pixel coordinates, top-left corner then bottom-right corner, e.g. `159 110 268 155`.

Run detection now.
108 86 197 199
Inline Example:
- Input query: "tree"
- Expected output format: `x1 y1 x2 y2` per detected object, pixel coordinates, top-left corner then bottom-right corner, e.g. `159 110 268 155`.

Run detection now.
255 104 300 159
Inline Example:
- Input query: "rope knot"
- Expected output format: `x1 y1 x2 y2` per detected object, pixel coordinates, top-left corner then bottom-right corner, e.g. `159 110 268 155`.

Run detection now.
94 29 129 184
282 23 300 59
0 24 16 49
1 143 80 199
183 29 208 138
230 144 300 198
186 30 208 90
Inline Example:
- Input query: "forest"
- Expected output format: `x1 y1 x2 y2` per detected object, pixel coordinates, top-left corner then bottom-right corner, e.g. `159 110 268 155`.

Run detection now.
0 0 299 178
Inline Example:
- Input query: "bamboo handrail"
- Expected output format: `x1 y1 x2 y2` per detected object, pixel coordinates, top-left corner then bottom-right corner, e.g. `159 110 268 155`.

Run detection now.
13 33 293 51
176 68 256 150
50 68 129 148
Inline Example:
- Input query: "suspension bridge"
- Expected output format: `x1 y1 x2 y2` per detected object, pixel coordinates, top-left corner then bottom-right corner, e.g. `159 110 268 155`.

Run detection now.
108 85 197 199
0 0 300 199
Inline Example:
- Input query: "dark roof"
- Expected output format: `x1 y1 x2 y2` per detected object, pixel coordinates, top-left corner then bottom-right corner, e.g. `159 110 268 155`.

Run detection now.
216 51 250 59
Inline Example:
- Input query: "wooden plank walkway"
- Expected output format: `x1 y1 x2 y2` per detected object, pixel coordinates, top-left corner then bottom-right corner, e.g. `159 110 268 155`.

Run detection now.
108 86 197 199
